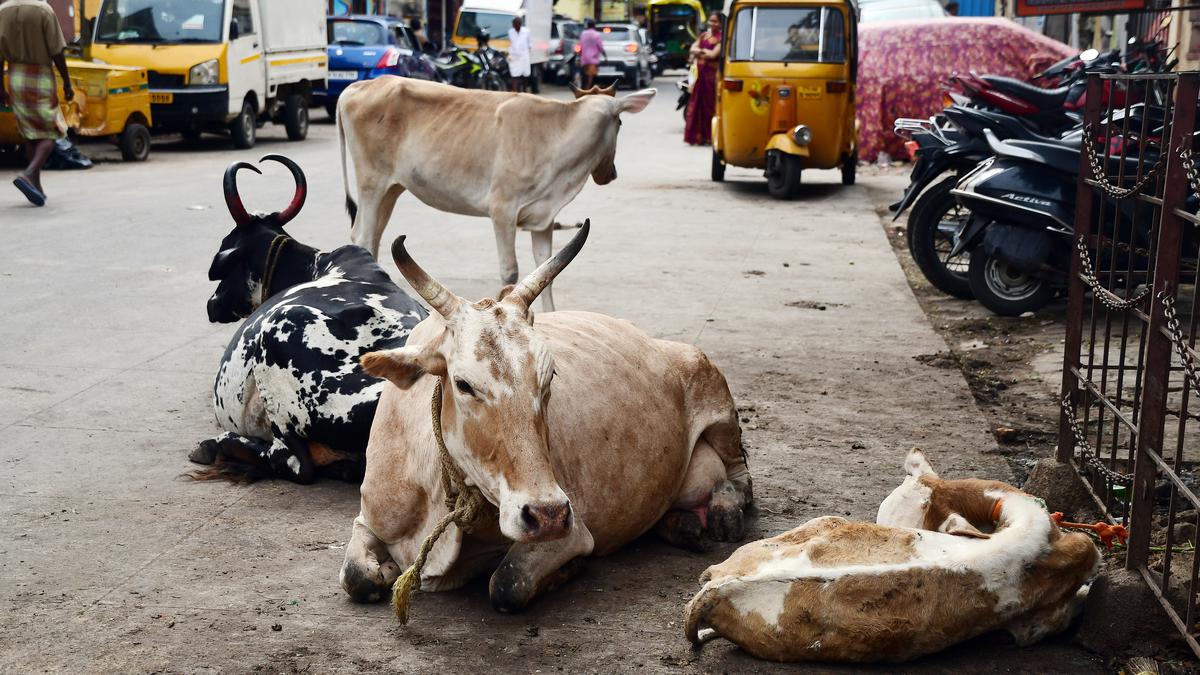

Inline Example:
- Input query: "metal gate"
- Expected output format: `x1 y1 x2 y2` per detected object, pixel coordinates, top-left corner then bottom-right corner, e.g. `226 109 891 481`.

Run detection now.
1058 71 1200 655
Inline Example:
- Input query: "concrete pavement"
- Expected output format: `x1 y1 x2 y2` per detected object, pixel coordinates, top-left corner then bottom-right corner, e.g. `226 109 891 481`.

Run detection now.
0 85 1101 672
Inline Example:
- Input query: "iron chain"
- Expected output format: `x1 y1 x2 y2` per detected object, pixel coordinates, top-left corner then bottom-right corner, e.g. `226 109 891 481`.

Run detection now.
1158 290 1200 399
1060 393 1134 486
1180 143 1200 201
1083 123 1164 200
1075 234 1150 311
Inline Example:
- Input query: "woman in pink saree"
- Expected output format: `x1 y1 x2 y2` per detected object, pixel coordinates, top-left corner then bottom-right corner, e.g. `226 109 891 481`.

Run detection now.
684 13 723 146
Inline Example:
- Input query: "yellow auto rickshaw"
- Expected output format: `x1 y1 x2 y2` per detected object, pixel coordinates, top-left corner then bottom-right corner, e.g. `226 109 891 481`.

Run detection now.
648 0 705 71
0 58 152 162
711 0 858 198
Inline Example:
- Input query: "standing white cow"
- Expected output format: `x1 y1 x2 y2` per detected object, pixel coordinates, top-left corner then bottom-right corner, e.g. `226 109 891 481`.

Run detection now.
337 77 655 312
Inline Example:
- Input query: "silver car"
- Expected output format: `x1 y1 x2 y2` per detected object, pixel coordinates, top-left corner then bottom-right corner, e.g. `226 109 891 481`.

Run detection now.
594 23 653 89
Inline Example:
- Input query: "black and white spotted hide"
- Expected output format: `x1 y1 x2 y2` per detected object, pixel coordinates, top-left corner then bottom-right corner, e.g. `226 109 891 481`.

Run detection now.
193 156 428 483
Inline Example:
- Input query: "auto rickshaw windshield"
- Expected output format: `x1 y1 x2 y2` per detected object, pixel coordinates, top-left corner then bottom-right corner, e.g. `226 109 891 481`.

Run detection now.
730 6 846 63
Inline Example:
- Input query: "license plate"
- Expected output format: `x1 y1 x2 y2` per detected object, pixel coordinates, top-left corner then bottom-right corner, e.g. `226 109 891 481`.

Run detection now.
328 70 358 81
598 67 620 76
150 92 173 104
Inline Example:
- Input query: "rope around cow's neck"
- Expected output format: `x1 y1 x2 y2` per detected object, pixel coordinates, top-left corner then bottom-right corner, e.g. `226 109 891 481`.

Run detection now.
259 234 291 302
391 378 491 624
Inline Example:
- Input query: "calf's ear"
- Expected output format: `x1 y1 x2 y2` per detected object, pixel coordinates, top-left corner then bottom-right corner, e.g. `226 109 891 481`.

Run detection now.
360 345 447 389
616 89 656 114
938 513 991 539
905 447 937 478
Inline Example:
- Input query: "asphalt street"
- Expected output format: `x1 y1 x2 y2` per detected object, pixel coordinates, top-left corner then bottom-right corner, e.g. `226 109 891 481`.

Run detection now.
0 83 1102 672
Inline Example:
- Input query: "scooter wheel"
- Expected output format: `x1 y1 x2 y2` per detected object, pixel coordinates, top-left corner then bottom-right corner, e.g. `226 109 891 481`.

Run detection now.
967 249 1054 317
908 177 973 300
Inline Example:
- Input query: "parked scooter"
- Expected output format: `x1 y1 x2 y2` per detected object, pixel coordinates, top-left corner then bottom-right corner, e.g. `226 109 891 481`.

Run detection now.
949 124 1170 315
894 105 1084 298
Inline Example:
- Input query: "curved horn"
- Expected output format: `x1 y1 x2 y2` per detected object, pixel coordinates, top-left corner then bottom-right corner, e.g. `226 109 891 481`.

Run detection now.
601 80 618 96
260 154 307 225
390 235 461 318
568 81 582 96
506 220 590 310
223 161 261 227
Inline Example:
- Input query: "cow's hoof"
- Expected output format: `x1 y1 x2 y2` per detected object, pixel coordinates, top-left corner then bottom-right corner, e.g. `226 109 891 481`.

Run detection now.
658 509 706 552
340 559 397 604
707 481 746 542
489 562 535 614
189 439 219 465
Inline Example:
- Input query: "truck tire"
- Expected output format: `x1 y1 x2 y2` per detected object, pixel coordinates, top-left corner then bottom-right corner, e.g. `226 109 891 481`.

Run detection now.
284 93 309 141
230 100 257 149
119 122 151 162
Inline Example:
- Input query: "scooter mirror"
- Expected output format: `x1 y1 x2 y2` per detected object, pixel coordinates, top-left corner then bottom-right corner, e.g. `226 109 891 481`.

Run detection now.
1160 14 1172 30
1128 36 1137 45
1079 48 1100 62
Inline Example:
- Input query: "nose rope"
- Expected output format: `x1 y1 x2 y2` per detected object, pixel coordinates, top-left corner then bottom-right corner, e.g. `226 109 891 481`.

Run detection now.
391 378 491 624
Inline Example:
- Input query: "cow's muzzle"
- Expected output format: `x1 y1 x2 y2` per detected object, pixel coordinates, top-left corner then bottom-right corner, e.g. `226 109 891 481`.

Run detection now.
519 501 572 541
592 165 617 186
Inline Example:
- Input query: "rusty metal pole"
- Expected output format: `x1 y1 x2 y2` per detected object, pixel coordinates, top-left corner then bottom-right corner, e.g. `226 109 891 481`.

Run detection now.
1127 73 1198 571
1058 74 1104 463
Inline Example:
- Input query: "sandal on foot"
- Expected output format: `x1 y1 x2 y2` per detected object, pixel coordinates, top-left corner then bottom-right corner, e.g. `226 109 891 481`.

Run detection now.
13 176 46 207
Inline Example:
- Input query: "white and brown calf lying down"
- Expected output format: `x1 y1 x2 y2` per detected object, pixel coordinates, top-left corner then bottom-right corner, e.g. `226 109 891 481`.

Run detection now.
684 449 1098 662
339 223 752 613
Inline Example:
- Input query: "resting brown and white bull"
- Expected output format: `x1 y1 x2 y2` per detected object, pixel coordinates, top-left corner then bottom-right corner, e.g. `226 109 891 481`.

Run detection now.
339 224 753 612
684 450 1098 663
336 78 655 312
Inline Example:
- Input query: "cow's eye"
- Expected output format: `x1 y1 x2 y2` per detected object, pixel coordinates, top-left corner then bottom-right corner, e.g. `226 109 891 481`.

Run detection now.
455 378 476 397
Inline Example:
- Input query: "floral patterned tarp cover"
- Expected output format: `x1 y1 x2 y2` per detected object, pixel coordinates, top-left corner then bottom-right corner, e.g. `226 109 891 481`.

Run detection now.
857 18 1075 162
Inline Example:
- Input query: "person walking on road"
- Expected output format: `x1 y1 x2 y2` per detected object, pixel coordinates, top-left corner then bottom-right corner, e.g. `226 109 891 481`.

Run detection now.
683 12 721 146
507 16 531 93
578 19 606 90
0 0 73 206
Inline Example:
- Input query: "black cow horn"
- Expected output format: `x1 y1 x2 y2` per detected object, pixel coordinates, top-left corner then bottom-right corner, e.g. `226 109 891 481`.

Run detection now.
506 220 590 311
260 154 307 225
223 161 261 227
391 235 461 319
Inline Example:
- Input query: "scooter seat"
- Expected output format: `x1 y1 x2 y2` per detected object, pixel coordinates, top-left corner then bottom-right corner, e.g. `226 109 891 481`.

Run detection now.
984 129 1082 175
981 75 1071 110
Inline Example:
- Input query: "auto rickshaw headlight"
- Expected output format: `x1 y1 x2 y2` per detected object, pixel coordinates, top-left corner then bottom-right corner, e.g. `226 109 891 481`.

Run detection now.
189 59 220 86
792 125 813 146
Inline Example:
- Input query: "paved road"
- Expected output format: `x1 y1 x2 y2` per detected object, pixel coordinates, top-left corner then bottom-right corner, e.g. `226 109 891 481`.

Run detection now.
0 84 1100 672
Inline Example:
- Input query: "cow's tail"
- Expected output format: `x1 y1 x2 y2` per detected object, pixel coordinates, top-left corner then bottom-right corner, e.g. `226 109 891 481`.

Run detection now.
337 99 358 225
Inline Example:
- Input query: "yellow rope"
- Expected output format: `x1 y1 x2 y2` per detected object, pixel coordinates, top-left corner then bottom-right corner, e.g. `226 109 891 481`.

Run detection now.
391 378 491 624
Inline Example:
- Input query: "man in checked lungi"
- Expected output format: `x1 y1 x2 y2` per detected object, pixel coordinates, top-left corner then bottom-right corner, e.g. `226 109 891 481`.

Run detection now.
0 0 73 206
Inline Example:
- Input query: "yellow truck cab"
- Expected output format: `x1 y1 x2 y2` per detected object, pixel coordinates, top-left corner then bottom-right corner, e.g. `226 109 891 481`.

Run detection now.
88 0 327 148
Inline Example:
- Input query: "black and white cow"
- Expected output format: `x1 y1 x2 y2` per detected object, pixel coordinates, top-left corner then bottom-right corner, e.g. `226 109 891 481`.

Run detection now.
194 155 427 483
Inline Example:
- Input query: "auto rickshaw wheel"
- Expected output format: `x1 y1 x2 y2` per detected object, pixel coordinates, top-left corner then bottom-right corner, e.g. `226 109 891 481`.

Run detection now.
766 150 801 199
841 153 856 186
119 122 151 162
711 150 725 182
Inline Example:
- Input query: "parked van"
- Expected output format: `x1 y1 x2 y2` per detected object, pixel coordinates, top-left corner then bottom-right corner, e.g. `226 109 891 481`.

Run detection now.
89 0 328 148
453 0 552 83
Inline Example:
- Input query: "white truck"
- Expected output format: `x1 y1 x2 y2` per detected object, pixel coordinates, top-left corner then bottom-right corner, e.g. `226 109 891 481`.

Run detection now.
89 0 327 148
452 0 552 88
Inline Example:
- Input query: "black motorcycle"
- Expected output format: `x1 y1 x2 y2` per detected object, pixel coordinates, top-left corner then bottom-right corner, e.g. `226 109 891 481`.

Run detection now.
433 34 509 90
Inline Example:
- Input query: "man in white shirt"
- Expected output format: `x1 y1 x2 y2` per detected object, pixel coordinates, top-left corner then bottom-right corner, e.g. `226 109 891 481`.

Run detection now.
506 16 531 93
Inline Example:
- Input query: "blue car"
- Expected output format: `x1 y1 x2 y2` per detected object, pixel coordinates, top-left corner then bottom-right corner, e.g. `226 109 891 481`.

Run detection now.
316 15 440 118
